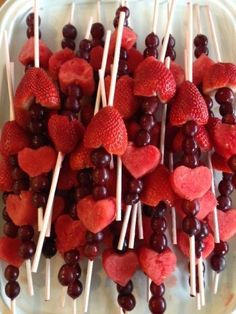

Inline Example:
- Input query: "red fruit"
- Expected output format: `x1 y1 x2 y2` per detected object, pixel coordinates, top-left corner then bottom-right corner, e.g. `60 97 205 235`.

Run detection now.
193 54 215 86
127 48 144 74
57 159 78 190
0 121 30 156
55 215 86 253
6 191 37 226
14 108 31 129
77 195 116 233
141 165 176 207
134 57 176 102
14 67 60 110
0 237 24 268
211 153 232 173
122 142 161 179
150 123 161 146
90 46 103 71
69 143 93 171
106 168 117 197
84 106 128 155
52 196 65 222
18 146 57 177
19 37 52 68
48 114 84 154
172 126 212 152
203 62 236 94
59 58 95 96
212 123 236 160
102 249 139 287
142 216 152 246
170 166 212 201
105 75 139 119
207 210 236 241
0 155 13 192
177 231 214 259
126 121 141 141
170 61 185 87
169 81 209 126
48 48 75 80
138 247 176 286
206 117 221 135
175 190 217 220
109 27 137 55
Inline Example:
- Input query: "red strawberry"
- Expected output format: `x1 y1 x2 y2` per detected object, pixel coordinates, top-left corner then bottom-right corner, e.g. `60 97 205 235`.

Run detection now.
127 48 144 74
109 27 137 55
175 190 217 220
0 237 24 268
170 61 185 87
59 58 95 96
134 57 176 102
203 63 236 94
69 143 93 171
212 123 236 160
48 114 84 154
138 247 176 286
57 158 78 190
18 146 57 177
55 215 86 253
0 155 13 192
0 121 30 156
141 165 176 207
48 48 75 80
102 249 139 286
211 153 232 173
90 46 103 71
14 67 60 110
170 166 212 201
6 191 37 226
19 37 52 68
206 117 221 135
178 231 214 259
84 106 128 155
77 196 116 233
105 75 139 119
193 54 215 86
169 81 209 126
172 126 212 152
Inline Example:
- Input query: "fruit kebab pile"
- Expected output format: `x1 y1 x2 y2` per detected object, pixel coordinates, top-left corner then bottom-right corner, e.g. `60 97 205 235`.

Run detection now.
1 1 236 314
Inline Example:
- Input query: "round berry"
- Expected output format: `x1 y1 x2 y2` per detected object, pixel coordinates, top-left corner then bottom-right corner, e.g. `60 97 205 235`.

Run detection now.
63 24 77 40
182 216 201 236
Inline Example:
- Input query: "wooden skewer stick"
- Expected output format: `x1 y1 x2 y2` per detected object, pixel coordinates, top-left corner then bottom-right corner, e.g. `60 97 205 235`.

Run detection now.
61 286 67 308
137 201 144 240
117 205 132 250
83 259 93 313
70 2 75 25
152 0 159 34
26 259 34 296
97 0 101 23
194 4 202 34
128 202 138 249
169 152 177 244
45 258 51 301
85 17 93 40
198 255 205 306
4 31 14 121
34 0 40 68
11 299 16 314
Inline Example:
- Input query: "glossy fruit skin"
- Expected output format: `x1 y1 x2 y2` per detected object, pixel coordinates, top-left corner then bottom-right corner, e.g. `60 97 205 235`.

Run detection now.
58 264 77 286
67 280 83 299
149 296 166 314
5 281 20 300
182 216 201 236
210 255 226 273
4 265 19 282
63 24 77 40
117 280 133 295
117 294 136 311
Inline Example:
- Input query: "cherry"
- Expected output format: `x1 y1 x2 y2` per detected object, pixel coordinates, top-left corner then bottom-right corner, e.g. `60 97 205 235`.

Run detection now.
90 148 111 167
64 249 80 265
182 199 200 216
18 225 34 242
214 241 229 256
193 34 208 47
5 281 20 300
67 280 83 299
4 265 19 282
210 255 226 273
182 216 201 236
117 280 133 295
145 32 159 48
150 233 167 253
150 282 165 297
91 22 105 39
58 264 77 286
63 24 77 40
149 296 166 314
19 241 36 259
117 294 136 311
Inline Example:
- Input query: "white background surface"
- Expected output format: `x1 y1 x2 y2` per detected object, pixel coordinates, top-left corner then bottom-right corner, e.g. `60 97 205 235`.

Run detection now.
0 0 236 313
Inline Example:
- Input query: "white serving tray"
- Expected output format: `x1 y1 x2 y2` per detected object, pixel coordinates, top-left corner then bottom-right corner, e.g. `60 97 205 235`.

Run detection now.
0 0 236 313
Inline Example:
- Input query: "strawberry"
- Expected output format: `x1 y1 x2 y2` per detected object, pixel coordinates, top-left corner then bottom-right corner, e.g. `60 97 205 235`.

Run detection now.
193 54 215 86
172 126 212 152
0 121 30 156
48 114 84 154
203 62 236 94
90 45 103 71
134 57 176 102
141 164 176 207
69 143 93 171
109 27 137 55
0 155 13 192
169 81 209 126
105 75 139 119
59 58 95 96
58 158 78 190
170 61 185 87
14 67 60 110
211 153 232 173
48 48 75 80
19 37 52 68
212 123 236 159
6 191 37 226
18 146 57 177
206 117 222 135
84 106 128 155
127 48 144 74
